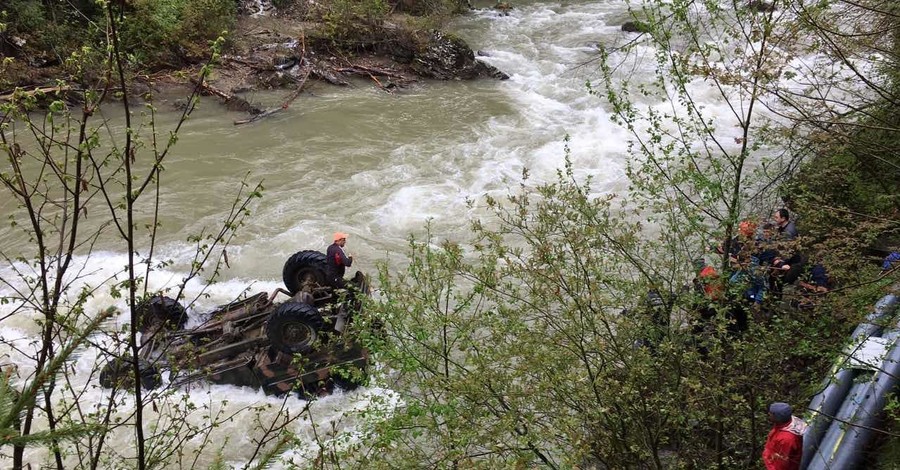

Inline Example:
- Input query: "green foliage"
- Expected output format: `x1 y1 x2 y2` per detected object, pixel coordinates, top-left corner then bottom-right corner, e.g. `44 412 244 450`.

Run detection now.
324 1 900 467
1 0 103 69
319 0 391 46
875 396 900 469
121 0 235 67
786 106 900 287
0 25 267 468
178 0 235 56
779 1 900 271
308 0 463 48
4 0 44 33
332 162 857 468
0 308 115 448
392 0 471 16
1 0 234 70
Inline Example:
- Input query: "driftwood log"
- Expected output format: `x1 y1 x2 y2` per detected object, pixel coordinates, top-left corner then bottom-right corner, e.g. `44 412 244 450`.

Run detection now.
334 66 408 80
193 54 414 123
234 67 312 125
334 65 411 92
193 80 264 115
0 85 73 102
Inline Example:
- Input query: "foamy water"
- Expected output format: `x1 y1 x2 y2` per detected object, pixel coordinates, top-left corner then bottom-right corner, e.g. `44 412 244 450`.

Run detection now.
0 0 879 467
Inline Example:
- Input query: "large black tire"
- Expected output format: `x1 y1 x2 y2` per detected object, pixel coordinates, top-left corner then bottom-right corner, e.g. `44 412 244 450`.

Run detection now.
99 356 161 390
137 296 186 335
266 302 325 354
282 250 328 295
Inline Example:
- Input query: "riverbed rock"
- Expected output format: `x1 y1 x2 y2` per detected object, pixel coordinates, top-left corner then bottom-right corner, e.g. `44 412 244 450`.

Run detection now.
129 81 152 99
621 21 651 33
494 2 513 16
411 31 509 80
273 55 299 70
238 0 275 16
747 0 775 12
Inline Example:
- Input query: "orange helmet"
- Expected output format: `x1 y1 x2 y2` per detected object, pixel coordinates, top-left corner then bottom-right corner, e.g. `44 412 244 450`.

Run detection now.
738 220 757 238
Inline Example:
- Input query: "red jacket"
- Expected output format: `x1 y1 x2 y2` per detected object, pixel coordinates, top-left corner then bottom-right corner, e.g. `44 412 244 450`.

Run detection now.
763 416 806 470
698 265 723 300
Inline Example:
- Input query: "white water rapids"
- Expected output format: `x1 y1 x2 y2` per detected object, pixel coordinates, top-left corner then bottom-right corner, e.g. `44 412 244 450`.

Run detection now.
0 0 850 467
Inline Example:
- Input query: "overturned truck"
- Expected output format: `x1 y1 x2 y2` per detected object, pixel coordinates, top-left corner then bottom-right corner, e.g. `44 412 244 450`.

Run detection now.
99 250 370 395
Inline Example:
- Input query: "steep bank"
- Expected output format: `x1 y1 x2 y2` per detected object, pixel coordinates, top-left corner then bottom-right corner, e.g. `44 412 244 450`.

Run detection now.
0 0 509 109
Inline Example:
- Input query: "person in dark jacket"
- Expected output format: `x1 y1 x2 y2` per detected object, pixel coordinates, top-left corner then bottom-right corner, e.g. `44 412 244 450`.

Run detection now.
326 232 353 288
795 263 830 309
763 402 806 470
773 208 799 241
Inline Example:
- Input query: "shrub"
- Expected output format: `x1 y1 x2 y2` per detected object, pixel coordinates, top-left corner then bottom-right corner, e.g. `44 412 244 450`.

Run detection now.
5 0 45 34
120 0 234 67
314 0 390 48
393 0 470 16
177 0 235 59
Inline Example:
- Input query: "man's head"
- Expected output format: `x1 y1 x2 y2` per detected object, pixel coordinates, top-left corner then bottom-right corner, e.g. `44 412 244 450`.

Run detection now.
333 232 349 246
768 402 792 424
773 208 790 227
761 222 775 239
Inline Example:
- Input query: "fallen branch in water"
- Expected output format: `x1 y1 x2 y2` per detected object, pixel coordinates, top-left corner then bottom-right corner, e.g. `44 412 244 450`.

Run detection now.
367 73 392 93
234 67 312 125
332 64 413 92
0 85 74 102
334 65 408 80
311 66 350 86
193 80 263 115
222 55 268 71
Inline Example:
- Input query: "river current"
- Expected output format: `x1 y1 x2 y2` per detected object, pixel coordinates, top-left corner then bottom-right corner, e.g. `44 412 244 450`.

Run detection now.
0 0 731 466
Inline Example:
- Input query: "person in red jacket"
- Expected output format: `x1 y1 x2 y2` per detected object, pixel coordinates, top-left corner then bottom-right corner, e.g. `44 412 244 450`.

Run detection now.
763 402 806 470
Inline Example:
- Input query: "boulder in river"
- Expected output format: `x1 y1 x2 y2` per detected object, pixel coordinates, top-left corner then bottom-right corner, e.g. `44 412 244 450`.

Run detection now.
747 0 775 12
411 31 509 80
494 2 513 16
621 21 652 33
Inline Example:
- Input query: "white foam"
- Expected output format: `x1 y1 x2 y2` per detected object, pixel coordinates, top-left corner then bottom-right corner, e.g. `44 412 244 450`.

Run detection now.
2 0 881 465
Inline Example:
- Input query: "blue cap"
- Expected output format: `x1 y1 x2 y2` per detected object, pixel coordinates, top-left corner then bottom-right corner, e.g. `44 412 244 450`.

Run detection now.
883 252 900 272
769 402 792 423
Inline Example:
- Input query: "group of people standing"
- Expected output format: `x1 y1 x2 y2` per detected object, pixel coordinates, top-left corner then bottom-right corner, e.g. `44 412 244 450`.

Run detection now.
328 217 827 469
728 208 811 305
694 207 831 331
693 210 821 469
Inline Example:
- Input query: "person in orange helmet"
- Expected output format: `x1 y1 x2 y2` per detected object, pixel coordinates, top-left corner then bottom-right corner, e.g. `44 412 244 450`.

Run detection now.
326 232 353 288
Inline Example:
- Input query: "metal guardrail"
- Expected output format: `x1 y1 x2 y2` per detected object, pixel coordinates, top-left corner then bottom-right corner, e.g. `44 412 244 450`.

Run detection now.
802 288 900 469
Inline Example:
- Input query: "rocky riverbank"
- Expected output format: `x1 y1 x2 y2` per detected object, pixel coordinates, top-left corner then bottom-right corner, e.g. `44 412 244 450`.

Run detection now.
0 0 509 115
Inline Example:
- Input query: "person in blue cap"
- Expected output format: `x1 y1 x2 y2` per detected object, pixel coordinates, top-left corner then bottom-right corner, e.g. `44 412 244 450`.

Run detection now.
763 402 806 470
883 252 900 273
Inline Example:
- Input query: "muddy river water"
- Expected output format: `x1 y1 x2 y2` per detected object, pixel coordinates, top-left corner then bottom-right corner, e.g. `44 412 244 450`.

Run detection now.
1 0 638 274
0 0 699 466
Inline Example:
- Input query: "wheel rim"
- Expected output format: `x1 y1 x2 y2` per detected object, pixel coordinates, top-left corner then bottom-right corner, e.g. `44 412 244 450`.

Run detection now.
297 269 320 291
283 321 315 349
